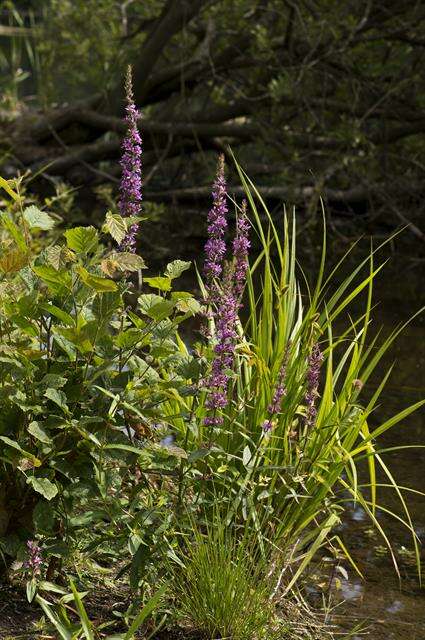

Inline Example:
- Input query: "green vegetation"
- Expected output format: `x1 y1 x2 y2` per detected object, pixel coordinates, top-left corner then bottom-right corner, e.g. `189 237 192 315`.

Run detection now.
0 158 422 637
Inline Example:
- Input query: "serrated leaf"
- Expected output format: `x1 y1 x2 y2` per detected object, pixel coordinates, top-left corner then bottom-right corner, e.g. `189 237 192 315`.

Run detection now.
44 245 76 270
64 226 98 254
44 388 68 412
23 206 56 230
26 476 58 500
175 297 201 315
138 293 163 313
103 211 127 244
138 293 175 320
28 421 52 444
45 245 62 270
92 291 121 319
108 252 146 272
77 266 117 292
165 260 191 279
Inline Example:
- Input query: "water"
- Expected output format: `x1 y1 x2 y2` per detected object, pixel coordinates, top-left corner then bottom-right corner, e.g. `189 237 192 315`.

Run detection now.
326 249 425 638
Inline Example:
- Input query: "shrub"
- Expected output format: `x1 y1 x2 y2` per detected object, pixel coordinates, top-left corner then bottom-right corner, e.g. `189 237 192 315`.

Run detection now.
0 180 200 578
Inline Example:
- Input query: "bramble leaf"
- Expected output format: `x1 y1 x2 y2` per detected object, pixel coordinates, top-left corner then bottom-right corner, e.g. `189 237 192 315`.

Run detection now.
77 266 117 292
23 206 56 230
64 226 98 254
103 211 127 244
165 259 191 279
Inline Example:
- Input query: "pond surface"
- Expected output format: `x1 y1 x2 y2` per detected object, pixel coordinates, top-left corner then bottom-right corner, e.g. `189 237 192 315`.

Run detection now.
333 305 425 639
305 245 425 639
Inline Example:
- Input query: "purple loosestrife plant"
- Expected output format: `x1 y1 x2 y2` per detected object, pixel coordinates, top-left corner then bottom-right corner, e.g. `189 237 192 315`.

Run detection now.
203 155 228 290
304 343 324 428
119 66 142 253
232 199 251 301
203 161 250 427
262 345 290 433
25 540 42 577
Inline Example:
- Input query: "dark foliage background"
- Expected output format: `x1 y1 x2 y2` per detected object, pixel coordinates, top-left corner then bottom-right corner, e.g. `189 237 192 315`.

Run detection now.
1 0 425 246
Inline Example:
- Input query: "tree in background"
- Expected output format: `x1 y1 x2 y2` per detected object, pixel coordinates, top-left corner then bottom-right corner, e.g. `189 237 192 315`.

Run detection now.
1 0 425 239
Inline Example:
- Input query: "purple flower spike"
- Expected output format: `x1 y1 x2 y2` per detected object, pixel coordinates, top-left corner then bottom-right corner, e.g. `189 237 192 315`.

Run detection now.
25 540 42 576
202 158 251 428
232 199 251 300
119 66 142 253
304 343 324 428
203 155 228 290
260 344 290 433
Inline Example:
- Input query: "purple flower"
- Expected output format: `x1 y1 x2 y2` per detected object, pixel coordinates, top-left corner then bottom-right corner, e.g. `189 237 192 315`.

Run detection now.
232 199 250 300
260 345 290 433
202 158 251 427
304 343 324 428
25 540 42 576
118 66 142 253
203 155 228 289
262 419 273 433
268 346 290 415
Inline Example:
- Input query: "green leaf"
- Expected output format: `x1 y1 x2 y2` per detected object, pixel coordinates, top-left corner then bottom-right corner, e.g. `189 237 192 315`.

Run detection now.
165 260 191 279
45 245 76 270
26 577 37 603
144 276 171 291
35 595 73 640
40 374 67 389
32 266 72 295
242 445 253 468
0 176 20 201
175 297 201 315
28 421 52 444
69 579 95 640
64 226 98 254
0 212 27 251
108 252 146 272
138 294 174 320
40 303 74 326
23 206 56 230
27 476 58 500
130 542 151 591
92 291 122 319
78 266 117 292
188 448 211 463
44 388 68 412
104 443 145 455
124 583 167 639
0 435 41 466
103 211 127 244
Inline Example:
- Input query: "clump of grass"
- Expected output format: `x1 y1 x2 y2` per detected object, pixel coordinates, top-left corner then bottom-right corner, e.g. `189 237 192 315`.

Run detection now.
169 515 276 640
